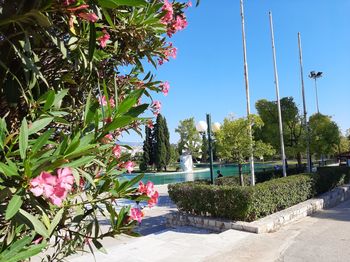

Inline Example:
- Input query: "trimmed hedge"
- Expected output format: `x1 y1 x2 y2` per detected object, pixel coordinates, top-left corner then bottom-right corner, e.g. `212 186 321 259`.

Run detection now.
315 166 350 194
169 167 350 222
169 174 316 222
215 165 306 186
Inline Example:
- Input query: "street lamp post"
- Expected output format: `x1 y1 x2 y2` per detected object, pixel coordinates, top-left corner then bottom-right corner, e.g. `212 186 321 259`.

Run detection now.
297 33 312 173
308 71 323 114
196 115 220 184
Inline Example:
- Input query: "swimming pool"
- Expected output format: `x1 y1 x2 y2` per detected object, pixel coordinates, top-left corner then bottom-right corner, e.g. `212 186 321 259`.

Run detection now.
123 163 274 185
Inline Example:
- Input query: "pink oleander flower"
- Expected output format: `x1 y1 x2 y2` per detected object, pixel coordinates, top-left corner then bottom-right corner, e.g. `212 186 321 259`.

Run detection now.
30 171 57 198
98 30 110 48
29 168 74 207
165 44 177 59
173 15 188 31
49 186 67 206
109 97 115 108
57 167 74 191
161 81 170 96
78 12 99 23
67 4 89 12
138 181 159 207
98 95 107 106
152 100 162 115
124 161 135 173
112 145 122 158
130 207 144 223
186 0 192 7
148 191 159 207
160 0 174 24
63 0 76 6
101 134 114 144
147 119 154 129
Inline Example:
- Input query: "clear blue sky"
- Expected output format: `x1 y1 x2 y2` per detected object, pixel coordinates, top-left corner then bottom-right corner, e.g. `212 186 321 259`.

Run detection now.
122 0 350 144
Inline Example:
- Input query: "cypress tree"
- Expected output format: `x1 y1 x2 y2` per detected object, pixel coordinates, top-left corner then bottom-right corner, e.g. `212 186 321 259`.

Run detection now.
154 114 167 171
163 117 171 170
141 126 154 171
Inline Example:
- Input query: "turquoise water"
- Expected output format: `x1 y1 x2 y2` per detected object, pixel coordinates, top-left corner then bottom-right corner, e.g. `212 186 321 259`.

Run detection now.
123 163 274 185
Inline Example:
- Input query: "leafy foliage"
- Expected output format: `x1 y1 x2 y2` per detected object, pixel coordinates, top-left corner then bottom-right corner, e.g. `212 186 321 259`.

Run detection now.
175 117 202 158
0 0 192 260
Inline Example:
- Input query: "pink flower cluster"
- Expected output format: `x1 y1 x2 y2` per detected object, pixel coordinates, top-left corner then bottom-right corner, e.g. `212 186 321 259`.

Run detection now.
161 81 170 96
160 0 188 37
98 30 110 48
130 207 144 223
112 145 122 158
98 96 115 108
151 100 162 116
138 181 159 207
119 161 135 173
158 43 177 65
64 2 99 23
29 168 74 206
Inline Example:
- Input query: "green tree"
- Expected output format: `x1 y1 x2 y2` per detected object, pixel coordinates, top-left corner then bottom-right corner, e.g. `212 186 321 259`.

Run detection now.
154 114 170 171
175 117 201 159
216 115 275 186
338 133 350 154
255 97 305 165
309 113 341 163
141 126 154 171
163 116 171 169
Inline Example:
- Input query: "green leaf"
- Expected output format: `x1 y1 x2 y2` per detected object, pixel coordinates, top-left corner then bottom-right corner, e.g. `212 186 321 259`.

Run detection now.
88 23 96 62
31 129 54 154
98 0 148 8
0 235 32 260
53 89 68 108
19 209 49 238
19 118 28 159
125 104 149 117
0 162 19 177
49 208 64 235
61 156 95 168
117 89 144 115
104 116 134 133
5 195 23 220
43 90 55 110
5 242 47 262
28 117 53 135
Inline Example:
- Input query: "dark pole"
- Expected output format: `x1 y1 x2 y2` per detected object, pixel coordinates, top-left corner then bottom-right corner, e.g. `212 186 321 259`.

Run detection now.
207 113 214 184
314 78 320 114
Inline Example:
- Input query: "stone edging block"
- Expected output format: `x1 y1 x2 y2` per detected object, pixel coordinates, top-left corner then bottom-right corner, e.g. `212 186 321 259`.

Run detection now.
166 184 350 234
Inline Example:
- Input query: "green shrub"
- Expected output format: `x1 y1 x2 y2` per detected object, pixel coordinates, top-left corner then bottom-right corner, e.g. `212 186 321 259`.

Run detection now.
315 166 350 194
169 174 316 222
216 165 306 186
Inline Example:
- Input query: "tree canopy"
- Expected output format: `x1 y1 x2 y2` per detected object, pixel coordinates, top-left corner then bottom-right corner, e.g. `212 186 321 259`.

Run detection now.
175 117 201 158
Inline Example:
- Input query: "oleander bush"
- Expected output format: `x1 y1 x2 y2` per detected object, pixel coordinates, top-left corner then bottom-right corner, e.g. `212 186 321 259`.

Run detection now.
0 0 194 260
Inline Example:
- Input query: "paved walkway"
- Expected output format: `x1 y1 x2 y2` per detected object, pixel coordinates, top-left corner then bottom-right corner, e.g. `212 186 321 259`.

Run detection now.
69 185 350 262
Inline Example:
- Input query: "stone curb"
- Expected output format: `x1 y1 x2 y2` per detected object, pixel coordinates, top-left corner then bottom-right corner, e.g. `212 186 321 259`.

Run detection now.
166 184 350 234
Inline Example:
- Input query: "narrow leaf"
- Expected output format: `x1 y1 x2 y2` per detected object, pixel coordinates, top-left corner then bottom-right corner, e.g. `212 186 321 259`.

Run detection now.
5 195 23 220
19 118 28 159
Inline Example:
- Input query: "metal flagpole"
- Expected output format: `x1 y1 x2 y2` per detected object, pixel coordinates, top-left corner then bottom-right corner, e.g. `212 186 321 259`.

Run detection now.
240 0 255 185
298 32 312 173
268 11 287 177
